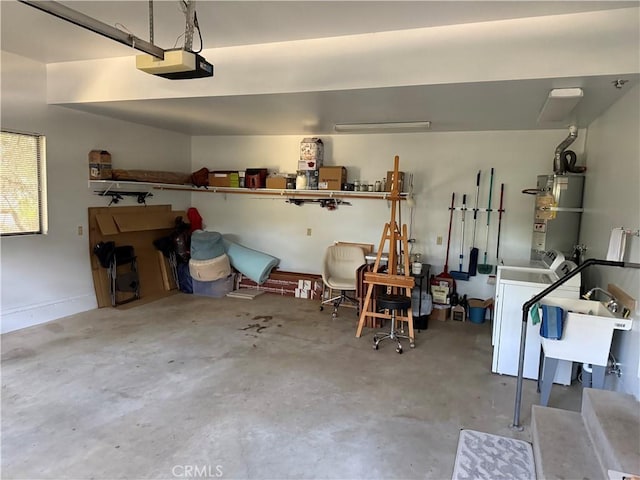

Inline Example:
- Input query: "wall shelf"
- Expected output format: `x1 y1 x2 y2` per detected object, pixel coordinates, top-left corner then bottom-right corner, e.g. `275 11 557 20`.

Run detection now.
89 180 408 200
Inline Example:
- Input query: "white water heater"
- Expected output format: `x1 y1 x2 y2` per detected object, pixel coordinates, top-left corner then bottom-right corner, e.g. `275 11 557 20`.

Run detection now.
531 174 584 261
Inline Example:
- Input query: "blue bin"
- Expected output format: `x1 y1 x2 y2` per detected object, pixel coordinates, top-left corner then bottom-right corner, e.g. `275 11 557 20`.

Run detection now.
468 306 487 324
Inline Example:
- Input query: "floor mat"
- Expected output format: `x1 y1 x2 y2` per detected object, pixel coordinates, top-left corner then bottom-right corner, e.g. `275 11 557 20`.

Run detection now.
452 429 536 480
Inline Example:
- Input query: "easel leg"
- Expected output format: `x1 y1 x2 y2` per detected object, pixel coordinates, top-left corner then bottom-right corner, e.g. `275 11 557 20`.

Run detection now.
356 284 374 337
406 289 415 347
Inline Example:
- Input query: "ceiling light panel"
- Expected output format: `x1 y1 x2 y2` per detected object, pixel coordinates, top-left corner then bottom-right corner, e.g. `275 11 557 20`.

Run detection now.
537 88 584 124
334 121 431 133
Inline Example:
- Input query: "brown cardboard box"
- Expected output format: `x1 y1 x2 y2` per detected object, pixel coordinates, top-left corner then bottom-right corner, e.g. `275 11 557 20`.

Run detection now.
89 150 112 180
429 305 451 322
318 166 347 190
209 171 239 187
266 176 294 189
385 171 405 192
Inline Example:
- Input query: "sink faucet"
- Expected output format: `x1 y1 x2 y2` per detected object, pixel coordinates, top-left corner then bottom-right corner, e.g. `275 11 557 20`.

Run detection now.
582 287 620 313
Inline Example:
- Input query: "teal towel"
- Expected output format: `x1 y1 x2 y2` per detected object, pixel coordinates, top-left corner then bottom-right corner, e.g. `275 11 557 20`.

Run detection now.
529 303 541 325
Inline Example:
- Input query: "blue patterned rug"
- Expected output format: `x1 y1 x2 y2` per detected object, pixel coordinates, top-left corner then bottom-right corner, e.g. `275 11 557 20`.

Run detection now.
452 429 536 480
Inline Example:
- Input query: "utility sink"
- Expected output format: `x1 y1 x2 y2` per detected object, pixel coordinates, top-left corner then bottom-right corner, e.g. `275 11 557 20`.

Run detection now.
539 299 632 366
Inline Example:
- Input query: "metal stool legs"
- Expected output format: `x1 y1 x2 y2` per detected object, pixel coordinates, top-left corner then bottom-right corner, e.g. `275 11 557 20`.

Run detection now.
373 294 414 353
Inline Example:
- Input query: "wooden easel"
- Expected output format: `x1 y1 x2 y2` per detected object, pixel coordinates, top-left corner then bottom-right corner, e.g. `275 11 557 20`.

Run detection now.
355 156 415 343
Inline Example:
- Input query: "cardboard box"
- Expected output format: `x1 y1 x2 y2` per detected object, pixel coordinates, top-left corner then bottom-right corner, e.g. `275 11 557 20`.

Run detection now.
429 304 451 322
89 204 186 308
89 150 112 180
299 137 323 170
318 166 347 191
385 171 405 192
209 171 239 187
266 176 294 189
430 275 455 305
237 270 323 300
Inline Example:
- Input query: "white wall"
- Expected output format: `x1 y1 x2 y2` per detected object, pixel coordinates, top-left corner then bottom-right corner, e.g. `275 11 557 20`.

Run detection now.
191 130 586 300
581 84 640 398
0 51 192 333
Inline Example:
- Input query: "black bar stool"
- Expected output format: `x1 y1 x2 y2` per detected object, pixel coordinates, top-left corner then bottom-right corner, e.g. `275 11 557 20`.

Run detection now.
373 294 414 353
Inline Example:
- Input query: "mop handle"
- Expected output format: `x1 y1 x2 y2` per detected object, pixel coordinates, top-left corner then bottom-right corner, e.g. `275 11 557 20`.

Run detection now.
483 168 494 262
496 183 505 260
471 170 480 245
459 194 467 269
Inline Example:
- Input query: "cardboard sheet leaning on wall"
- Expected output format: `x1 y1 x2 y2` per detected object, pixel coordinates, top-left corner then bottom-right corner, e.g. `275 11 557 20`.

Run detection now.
89 205 186 308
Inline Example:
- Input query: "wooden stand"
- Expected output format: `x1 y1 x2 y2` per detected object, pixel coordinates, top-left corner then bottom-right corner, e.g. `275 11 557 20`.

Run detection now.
356 156 415 343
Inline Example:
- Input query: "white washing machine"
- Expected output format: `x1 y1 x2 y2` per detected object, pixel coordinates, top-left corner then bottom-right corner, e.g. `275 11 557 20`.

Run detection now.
492 251 580 385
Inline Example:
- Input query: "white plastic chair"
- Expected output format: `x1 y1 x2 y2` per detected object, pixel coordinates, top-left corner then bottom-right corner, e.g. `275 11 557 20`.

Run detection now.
320 244 366 318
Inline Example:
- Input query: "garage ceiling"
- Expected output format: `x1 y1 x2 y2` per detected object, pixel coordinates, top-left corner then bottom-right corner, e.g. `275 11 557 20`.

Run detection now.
2 1 639 135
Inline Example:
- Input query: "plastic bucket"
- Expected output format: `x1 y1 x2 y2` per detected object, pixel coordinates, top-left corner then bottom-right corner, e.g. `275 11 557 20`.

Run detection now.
468 307 486 324
468 298 488 324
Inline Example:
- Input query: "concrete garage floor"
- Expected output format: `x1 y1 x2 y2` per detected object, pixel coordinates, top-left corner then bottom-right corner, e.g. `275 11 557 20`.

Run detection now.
1 293 582 479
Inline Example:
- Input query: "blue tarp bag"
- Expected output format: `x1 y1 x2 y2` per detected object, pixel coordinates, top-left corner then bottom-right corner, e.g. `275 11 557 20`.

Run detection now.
177 262 193 294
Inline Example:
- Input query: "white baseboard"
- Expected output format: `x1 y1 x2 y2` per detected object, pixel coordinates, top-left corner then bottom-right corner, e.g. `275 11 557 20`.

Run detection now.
1 294 98 334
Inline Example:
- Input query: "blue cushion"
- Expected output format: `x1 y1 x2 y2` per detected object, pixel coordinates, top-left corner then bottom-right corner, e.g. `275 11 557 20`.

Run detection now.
222 238 279 285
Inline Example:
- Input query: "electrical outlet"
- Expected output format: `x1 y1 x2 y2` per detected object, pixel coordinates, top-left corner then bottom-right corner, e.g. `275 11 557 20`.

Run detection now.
437 235 443 245
77 226 83 236
306 228 312 236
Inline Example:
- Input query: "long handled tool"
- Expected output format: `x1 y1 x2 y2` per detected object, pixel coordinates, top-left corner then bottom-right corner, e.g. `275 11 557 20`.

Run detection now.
468 170 481 276
495 183 505 265
451 194 470 281
437 192 456 278
478 168 495 274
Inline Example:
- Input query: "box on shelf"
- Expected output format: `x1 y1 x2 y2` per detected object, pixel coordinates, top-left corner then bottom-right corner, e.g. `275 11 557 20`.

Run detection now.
385 171 405 192
89 150 112 180
266 175 295 189
318 166 347 191
209 171 239 187
299 137 323 170
245 168 268 189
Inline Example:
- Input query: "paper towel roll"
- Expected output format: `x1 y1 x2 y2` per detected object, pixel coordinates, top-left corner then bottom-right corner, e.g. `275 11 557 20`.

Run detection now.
606 228 627 261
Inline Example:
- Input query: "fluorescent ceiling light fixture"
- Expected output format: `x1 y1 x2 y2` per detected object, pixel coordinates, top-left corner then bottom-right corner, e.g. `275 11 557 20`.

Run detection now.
537 88 584 124
334 121 431 133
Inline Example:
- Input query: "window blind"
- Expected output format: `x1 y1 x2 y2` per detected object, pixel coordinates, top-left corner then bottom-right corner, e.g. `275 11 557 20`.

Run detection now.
0 131 47 235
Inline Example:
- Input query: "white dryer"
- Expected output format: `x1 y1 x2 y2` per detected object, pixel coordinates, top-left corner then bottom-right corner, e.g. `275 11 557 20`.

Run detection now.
492 250 580 385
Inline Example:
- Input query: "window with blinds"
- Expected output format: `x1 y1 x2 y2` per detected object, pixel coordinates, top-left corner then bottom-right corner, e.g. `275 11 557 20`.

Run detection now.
0 130 48 236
